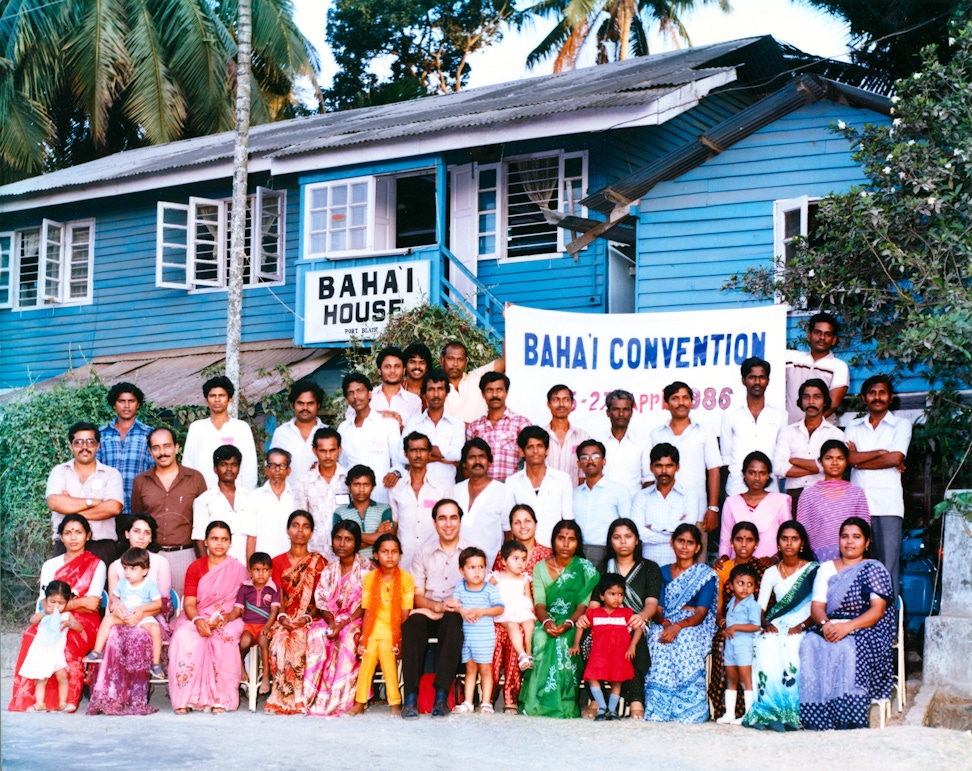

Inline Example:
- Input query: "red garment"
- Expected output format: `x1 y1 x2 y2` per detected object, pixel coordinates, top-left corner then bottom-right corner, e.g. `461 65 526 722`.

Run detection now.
183 557 210 597
582 607 635 683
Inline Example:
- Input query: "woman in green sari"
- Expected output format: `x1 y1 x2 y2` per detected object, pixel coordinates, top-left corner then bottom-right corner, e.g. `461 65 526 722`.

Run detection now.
520 520 600 719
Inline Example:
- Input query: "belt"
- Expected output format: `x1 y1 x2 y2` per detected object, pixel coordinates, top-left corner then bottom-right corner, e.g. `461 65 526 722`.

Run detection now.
158 544 195 552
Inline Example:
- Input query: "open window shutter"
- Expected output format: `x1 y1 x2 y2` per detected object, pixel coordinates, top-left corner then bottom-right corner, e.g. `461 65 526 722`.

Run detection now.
448 163 479 304
188 197 226 288
255 187 285 282
156 202 191 289
0 232 13 309
373 176 393 251
39 219 64 302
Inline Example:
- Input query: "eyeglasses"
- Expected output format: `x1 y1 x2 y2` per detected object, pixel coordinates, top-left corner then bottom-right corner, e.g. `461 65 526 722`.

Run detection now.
265 463 290 470
71 439 98 447
579 453 602 461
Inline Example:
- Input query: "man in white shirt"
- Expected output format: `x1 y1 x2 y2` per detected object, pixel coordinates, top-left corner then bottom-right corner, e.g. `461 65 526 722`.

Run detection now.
389 431 455 571
504 426 573 548
785 312 850 425
631 443 700 565
453 438 513 569
720 358 785 497
191 444 255 565
591 389 647 496
440 339 505 424
403 369 464 488
269 380 327 478
182 376 258 492
338 373 405 505
573 439 631 567
846 375 912 600
364 346 423 429
775 378 845 507
402 342 433 402
545 384 589 485
294 428 350 556
249 447 295 559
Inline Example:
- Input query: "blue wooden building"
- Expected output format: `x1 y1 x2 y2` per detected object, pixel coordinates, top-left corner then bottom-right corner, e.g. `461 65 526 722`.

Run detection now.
0 36 890 401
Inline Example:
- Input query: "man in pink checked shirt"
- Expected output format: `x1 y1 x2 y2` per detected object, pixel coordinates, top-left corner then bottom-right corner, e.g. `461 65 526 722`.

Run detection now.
465 372 531 482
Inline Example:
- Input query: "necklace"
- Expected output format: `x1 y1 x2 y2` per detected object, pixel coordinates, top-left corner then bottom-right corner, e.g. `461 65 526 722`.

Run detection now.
778 560 804 580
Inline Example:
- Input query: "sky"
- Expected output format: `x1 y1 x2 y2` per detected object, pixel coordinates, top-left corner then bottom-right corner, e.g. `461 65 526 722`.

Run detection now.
290 0 853 95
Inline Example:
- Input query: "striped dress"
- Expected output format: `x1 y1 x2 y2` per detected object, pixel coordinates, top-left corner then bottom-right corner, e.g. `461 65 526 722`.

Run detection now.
796 480 871 562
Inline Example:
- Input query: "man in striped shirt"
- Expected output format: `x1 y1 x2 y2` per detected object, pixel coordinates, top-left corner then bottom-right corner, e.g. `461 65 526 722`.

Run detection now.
331 464 394 560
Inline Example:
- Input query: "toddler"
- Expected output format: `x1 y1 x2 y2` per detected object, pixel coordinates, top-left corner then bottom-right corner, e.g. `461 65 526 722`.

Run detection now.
18 581 80 712
226 552 280 696
85 548 164 680
489 540 536 671
452 547 504 715
717 562 762 724
354 533 414 716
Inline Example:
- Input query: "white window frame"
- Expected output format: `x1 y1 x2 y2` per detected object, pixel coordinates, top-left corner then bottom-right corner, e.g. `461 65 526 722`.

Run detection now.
0 231 13 309
774 196 822 313
4 219 95 310
303 175 375 260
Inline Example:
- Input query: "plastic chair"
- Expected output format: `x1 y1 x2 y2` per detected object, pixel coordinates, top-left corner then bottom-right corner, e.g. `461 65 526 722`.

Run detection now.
247 645 262 712
875 595 906 728
168 589 182 620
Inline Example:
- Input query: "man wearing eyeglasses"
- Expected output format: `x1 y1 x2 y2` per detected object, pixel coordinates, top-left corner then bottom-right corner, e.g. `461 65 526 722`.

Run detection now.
572 439 631 567
46 421 124 564
248 447 295 560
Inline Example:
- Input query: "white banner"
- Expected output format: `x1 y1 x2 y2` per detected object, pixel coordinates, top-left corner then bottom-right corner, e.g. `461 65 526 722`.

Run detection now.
505 304 788 438
302 261 430 343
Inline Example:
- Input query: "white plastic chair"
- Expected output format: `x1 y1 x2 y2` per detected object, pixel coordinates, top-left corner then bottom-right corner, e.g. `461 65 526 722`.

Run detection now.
876 595 906 728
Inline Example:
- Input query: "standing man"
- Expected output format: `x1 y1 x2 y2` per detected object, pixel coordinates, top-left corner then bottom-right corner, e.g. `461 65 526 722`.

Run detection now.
504 427 573 548
46 422 124 564
269 380 327 478
465 372 531 482
294 427 350 556
572 439 631 567
338 373 405 504
191 445 255 565
846 374 912 600
544 384 588 485
182 376 258 492
97 382 153 516
631 444 700 565
404 370 464 489
131 426 208 594
333 465 394 560
453 438 514 569
785 312 850 425
358 346 422 430
441 340 505 424
775 379 845 508
592 389 647 497
400 499 470 720
720 358 785 497
402 342 434 401
249 448 296 560
389 432 454 571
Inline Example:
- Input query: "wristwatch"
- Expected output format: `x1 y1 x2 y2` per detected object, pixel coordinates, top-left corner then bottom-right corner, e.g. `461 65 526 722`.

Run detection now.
85 498 93 507
707 505 719 512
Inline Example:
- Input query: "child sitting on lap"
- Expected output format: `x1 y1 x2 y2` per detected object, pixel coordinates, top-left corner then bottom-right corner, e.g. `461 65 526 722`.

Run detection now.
490 540 536 671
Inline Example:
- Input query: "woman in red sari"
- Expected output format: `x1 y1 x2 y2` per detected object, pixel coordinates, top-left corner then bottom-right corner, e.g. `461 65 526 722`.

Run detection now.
264 510 327 714
491 504 553 714
9 514 107 713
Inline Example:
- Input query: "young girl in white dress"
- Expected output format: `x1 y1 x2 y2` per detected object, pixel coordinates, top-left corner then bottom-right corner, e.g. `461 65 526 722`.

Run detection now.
489 541 536 670
18 581 82 712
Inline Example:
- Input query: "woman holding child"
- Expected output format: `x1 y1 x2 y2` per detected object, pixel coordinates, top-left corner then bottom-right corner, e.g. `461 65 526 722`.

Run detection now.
264 511 327 714
304 520 370 716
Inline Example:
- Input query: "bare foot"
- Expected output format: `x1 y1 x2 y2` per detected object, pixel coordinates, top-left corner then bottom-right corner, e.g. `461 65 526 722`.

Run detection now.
258 681 271 696
390 705 402 716
211 707 225 715
350 702 366 716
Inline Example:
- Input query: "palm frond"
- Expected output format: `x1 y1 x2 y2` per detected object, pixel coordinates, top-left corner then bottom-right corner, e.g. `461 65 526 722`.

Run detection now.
0 76 51 175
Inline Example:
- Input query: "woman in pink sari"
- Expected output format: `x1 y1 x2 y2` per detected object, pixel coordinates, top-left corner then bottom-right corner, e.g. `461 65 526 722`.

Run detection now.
305 519 370 716
168 521 248 713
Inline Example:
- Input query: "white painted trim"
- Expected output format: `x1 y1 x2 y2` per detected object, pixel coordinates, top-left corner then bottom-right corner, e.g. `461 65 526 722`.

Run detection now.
0 230 13 309
303 175 376 260
63 219 95 305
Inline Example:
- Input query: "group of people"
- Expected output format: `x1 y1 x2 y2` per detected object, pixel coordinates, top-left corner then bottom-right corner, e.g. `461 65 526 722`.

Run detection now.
9 314 906 730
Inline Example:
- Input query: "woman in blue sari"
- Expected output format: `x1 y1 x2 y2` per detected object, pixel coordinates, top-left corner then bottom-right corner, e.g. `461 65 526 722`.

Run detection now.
800 517 893 730
643 523 717 723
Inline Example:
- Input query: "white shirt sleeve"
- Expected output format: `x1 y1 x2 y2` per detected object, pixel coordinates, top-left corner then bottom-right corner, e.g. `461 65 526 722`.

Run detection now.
774 426 795 478
812 561 836 605
191 495 209 542
235 419 259 493
890 417 913 457
719 409 733 468
181 421 202 474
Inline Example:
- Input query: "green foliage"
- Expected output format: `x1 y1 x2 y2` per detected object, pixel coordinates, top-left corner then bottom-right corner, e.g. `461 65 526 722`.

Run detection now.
726 17 972 487
934 491 972 523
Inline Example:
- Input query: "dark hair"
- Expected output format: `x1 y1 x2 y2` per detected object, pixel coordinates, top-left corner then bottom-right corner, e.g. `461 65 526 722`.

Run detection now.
441 340 467 358
576 439 605 459
403 342 433 370
125 514 158 545
604 389 634 409
432 498 463 521
798 378 832 413
500 540 528 561
120 547 150 570
346 464 377 486
649 442 680 465
68 421 99 443
478 370 510 393
671 523 702 549
421 368 450 395
808 311 840 340
603 518 644 570
58 513 91 536
213 444 242 466
107 382 145 408
663 381 692 402
741 357 771 378
596 572 626 601
44 580 73 602
546 384 572 402
148 426 176 446
287 510 315 531
332 519 363 553
266 447 292 466
776 521 816 562
403 431 432 453
203 375 235 398
459 546 487 568
731 520 760 543
288 379 324 406
551 519 585 559
728 562 759 584
819 438 849 461
205 520 232 539
860 373 894 399
839 516 873 557
248 552 273 569
376 345 406 369
313 427 342 448
742 451 773 487
461 437 492 465
509 503 537 525
517 425 550 451
342 372 372 397
373 532 402 554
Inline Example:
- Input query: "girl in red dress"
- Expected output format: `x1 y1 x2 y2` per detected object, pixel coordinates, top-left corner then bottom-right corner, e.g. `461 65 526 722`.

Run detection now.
570 574 642 721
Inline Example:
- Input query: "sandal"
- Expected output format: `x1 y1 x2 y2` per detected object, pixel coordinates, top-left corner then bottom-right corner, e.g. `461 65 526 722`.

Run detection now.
211 707 225 715
174 708 191 715
25 704 47 712
517 652 533 671
149 664 167 681
58 704 76 713
83 650 103 663
451 702 474 714
480 703 494 715
504 705 519 715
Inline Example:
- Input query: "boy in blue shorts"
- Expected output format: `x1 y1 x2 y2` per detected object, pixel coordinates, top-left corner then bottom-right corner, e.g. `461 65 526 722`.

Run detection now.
718 562 762 724
452 547 504 714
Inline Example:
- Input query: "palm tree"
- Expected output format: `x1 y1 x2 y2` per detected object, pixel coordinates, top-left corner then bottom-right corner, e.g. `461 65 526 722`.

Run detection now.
0 0 318 181
518 0 731 72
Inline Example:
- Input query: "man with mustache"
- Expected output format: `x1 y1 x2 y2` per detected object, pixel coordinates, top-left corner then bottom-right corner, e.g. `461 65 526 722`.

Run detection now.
774 378 844 508
465 372 531 482
631 443 700 566
452 438 513 568
846 374 912 600
269 380 327 478
131 426 208 594
403 369 465 489
784 312 849 425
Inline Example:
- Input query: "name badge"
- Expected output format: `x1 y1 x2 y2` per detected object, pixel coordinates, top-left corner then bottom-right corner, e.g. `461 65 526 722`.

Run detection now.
222 436 235 445
335 493 350 507
422 499 437 508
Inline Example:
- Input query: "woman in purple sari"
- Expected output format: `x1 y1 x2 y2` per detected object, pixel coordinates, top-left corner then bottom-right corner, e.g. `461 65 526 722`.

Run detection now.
800 517 893 730
88 515 173 715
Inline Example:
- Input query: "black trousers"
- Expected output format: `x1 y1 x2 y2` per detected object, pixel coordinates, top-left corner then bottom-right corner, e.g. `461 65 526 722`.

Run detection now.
401 611 464 698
